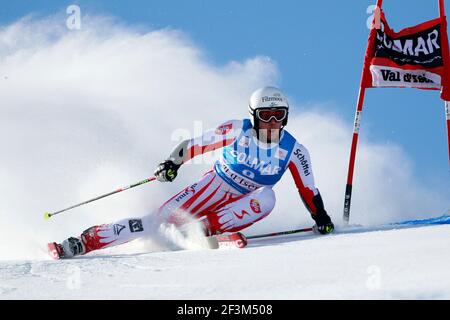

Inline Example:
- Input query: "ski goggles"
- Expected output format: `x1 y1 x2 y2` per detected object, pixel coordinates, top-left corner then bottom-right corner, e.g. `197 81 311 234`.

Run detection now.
255 107 288 123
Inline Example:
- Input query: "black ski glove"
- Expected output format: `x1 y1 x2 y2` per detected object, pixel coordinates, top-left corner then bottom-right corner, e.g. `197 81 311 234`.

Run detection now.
313 221 335 235
154 160 181 182
311 193 334 235
312 211 334 235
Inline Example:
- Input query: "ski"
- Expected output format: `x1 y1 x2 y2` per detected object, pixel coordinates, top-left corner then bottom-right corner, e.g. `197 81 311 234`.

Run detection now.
214 232 248 249
47 242 64 260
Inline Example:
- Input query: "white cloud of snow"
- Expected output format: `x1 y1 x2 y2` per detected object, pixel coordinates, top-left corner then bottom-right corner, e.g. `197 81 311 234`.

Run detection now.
0 14 447 259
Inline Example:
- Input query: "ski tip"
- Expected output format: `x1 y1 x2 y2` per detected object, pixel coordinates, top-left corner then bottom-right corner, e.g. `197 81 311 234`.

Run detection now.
215 232 248 249
44 212 51 220
47 242 61 260
234 232 248 248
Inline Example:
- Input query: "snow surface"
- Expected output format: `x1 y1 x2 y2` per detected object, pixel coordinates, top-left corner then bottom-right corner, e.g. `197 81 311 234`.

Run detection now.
1 224 449 300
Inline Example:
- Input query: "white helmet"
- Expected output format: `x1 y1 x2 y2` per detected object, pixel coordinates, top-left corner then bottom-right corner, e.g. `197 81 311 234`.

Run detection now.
248 86 289 129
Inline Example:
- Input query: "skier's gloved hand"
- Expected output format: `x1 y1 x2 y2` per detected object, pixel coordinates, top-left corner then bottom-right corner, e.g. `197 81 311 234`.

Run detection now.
154 160 181 182
311 208 334 235
313 221 334 235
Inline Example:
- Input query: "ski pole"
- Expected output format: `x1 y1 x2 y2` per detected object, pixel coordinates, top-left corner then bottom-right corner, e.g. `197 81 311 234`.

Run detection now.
44 177 157 220
246 227 314 240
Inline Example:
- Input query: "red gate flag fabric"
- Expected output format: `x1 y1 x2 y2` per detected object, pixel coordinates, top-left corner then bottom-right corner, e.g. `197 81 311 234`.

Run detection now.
362 10 450 100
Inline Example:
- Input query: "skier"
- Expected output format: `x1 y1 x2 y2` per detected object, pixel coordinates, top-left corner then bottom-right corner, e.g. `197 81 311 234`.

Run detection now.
48 87 334 259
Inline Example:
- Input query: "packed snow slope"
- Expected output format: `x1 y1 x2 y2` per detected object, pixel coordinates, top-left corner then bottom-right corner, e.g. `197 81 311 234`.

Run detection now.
1 224 449 300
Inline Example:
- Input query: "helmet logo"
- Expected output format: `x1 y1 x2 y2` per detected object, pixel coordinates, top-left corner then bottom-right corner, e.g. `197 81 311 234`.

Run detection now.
261 96 283 103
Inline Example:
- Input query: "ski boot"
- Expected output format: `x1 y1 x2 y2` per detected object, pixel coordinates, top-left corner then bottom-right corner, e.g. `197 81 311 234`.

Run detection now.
47 237 86 260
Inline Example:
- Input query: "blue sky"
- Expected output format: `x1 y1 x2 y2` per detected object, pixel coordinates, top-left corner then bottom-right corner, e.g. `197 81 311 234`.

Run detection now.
1 0 449 189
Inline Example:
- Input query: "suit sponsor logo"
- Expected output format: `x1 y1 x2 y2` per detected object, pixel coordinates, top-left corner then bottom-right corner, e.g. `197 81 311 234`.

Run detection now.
220 162 262 191
175 183 198 202
249 199 261 214
129 219 144 233
113 224 126 236
293 148 311 176
230 150 281 175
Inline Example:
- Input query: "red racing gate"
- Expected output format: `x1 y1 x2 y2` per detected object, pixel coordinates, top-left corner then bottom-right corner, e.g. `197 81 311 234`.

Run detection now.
343 0 450 223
